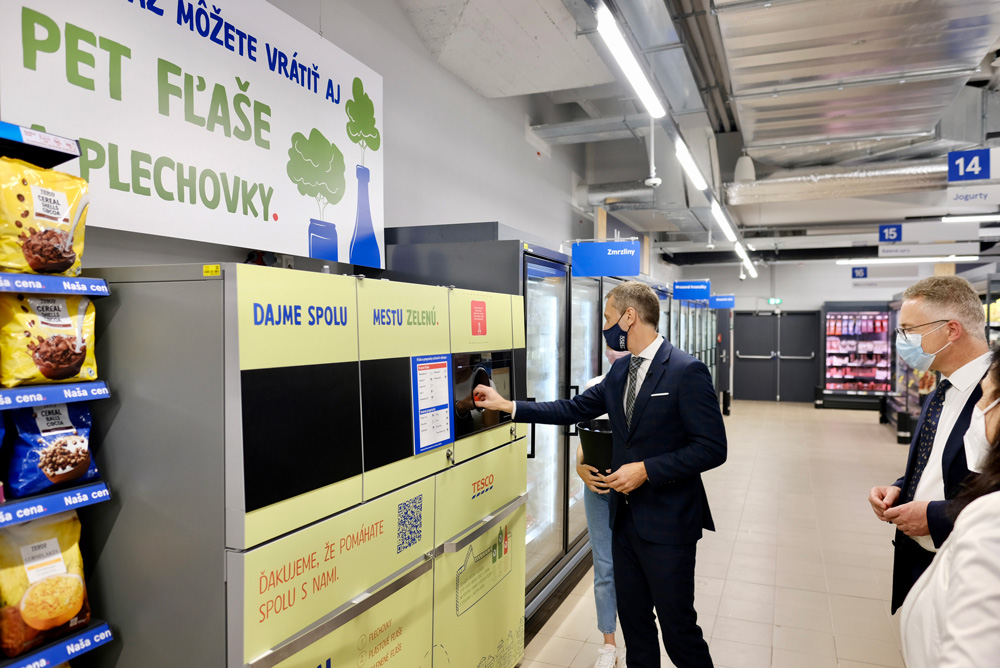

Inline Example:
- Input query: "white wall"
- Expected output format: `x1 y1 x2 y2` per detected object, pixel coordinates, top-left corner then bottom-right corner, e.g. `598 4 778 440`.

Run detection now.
69 0 588 268
684 262 933 311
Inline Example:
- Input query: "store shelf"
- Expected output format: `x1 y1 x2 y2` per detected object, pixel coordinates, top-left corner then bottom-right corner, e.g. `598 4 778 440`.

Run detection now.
0 381 110 411
0 120 80 169
824 389 891 396
0 481 110 530
0 273 109 297
0 620 112 667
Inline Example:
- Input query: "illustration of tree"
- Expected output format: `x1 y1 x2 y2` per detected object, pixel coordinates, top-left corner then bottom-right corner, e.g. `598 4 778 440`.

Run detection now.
346 77 381 166
286 128 346 219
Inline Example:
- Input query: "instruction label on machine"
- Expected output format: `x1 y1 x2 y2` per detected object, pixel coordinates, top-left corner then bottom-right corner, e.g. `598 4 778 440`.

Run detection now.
456 524 513 616
411 355 454 455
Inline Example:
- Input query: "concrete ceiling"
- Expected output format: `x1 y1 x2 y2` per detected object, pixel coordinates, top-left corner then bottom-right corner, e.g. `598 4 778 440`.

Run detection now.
397 0 615 97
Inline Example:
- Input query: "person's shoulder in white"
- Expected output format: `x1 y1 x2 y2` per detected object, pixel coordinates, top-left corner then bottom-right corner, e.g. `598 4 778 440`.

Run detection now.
943 492 1000 651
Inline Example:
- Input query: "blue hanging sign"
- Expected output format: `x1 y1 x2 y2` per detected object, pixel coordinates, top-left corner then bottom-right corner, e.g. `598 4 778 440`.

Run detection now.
571 240 641 277
948 148 993 182
673 280 711 301
852 267 868 279
878 224 902 243
709 295 735 309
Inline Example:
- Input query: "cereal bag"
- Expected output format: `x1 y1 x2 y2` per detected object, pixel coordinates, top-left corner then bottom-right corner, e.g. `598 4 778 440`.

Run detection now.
0 295 97 388
8 403 99 498
0 511 90 657
0 158 88 276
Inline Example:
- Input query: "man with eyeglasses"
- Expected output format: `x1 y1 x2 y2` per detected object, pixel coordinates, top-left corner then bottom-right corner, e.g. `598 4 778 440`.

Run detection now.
868 276 990 613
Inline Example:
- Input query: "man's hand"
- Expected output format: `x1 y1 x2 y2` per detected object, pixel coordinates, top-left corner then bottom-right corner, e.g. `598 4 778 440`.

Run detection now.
869 485 901 521
576 463 610 494
604 462 648 494
472 384 514 414
884 501 930 536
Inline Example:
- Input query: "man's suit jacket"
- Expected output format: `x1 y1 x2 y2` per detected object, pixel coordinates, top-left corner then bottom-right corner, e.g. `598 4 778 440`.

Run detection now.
516 339 727 545
890 381 981 612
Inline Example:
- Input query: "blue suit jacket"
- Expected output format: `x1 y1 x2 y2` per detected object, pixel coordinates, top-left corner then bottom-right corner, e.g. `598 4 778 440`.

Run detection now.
889 379 981 612
516 339 727 545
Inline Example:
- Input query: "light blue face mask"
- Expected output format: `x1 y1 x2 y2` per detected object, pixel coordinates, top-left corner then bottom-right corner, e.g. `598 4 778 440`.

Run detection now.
896 322 951 372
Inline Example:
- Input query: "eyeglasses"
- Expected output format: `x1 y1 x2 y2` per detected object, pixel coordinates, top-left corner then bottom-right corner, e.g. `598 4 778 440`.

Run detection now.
895 319 949 342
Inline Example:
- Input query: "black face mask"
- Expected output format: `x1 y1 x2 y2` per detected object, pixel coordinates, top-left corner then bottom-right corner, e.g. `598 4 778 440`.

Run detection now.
603 311 629 352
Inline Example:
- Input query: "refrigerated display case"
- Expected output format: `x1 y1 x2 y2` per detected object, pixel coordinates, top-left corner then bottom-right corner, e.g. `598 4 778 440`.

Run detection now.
568 275 602 548
523 257 568 587
384 223 591 611
821 302 892 410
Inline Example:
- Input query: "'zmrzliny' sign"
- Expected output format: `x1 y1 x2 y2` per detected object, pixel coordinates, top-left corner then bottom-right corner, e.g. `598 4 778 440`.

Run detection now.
0 1 385 267
571 240 641 277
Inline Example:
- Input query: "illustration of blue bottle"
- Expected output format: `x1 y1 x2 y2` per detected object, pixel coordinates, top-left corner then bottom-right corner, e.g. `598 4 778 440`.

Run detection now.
349 165 380 267
308 219 338 262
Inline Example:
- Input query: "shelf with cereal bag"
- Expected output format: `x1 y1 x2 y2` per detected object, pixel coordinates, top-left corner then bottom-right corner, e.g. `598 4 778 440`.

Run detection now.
0 149 112 411
0 130 115 667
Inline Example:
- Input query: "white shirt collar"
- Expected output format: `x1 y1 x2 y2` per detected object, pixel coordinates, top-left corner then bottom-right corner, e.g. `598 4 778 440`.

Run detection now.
635 336 664 361
944 351 992 392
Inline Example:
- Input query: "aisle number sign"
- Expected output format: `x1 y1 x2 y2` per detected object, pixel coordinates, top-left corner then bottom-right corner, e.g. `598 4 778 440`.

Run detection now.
852 267 868 279
878 224 902 243
949 148 994 182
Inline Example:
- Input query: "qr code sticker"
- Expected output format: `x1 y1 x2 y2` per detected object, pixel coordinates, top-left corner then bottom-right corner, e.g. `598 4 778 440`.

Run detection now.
397 494 423 554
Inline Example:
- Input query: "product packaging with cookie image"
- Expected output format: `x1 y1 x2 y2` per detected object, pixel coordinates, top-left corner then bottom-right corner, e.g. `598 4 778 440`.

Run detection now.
0 511 90 657
0 294 97 388
0 158 88 276
8 403 99 498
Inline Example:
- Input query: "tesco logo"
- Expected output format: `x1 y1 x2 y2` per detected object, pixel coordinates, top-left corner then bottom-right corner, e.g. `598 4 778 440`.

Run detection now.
472 474 494 499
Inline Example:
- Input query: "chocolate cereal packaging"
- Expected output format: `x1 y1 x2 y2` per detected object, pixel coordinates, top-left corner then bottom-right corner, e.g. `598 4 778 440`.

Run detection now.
8 403 99 499
0 158 88 276
0 295 97 388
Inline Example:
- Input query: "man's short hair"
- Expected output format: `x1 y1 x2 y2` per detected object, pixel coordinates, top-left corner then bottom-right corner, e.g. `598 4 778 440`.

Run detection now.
902 276 986 341
607 281 660 328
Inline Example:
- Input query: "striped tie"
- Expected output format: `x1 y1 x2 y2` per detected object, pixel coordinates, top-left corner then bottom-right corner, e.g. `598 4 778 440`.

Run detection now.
905 378 951 502
625 355 644 427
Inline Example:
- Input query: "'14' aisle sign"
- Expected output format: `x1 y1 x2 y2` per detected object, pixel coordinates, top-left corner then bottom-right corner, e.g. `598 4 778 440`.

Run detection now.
948 148 995 182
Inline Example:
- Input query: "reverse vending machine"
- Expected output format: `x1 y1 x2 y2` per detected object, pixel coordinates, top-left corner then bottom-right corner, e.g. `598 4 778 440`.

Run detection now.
78 264 527 668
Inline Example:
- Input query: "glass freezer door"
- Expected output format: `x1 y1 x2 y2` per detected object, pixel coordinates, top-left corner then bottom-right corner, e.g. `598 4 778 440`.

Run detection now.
600 278 622 375
568 275 601 549
524 255 569 588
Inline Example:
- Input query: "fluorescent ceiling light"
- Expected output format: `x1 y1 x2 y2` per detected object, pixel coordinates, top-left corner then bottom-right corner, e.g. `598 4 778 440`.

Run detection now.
744 259 758 278
835 255 980 265
942 214 1000 223
596 5 666 119
710 201 737 242
675 139 708 191
734 242 747 260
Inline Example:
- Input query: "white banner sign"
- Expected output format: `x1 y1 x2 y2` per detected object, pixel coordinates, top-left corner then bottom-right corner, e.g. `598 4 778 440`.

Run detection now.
946 183 1000 207
0 1 384 267
878 242 979 257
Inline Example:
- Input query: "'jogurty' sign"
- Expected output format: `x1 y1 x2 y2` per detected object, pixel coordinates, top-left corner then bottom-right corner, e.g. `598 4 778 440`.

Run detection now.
0 0 384 267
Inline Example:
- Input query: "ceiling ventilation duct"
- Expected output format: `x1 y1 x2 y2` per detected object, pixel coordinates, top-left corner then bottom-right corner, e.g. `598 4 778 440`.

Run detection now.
725 160 947 206
714 0 1000 167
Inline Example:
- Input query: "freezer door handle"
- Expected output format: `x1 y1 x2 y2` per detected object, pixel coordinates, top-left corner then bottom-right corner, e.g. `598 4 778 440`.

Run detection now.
736 350 776 360
779 352 816 360
567 385 579 436
441 493 528 553
526 397 537 458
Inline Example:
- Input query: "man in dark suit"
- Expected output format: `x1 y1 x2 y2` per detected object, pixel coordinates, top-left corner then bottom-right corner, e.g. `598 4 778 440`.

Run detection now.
868 276 990 613
475 281 727 668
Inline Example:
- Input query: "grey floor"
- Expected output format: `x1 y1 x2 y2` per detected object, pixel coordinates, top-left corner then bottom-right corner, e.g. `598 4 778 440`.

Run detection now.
522 400 909 668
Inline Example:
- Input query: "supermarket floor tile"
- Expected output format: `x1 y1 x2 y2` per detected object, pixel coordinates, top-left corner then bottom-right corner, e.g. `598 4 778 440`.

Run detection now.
526 400 911 668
